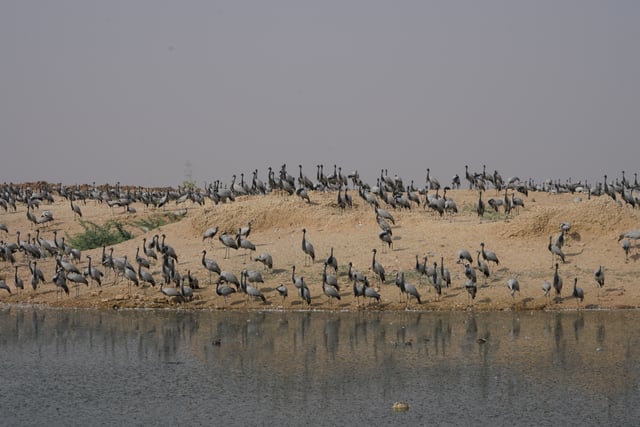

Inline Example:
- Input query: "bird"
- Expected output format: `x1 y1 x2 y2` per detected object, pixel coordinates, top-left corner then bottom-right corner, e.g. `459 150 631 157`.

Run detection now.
299 277 311 306
362 279 381 306
301 228 315 266
291 265 303 291
158 234 178 262
13 266 24 293
457 249 473 265
371 248 385 284
376 215 392 235
84 255 104 287
52 268 70 298
322 262 340 292
135 246 150 269
464 262 477 283
621 239 631 261
180 278 193 302
243 269 264 284
30 260 45 290
480 242 500 268
414 255 428 284
237 231 256 262
477 191 485 218
507 278 520 303
0 280 11 294
476 251 490 283
337 188 347 211
202 226 219 242
322 273 341 307
296 187 311 204
542 281 552 305
572 277 584 308
138 264 156 287
122 256 139 292
426 168 440 190
510 193 525 214
111 251 132 283
548 236 565 266
398 272 421 306
594 265 605 296
240 270 266 304
67 271 89 297
275 283 288 307
378 229 393 251
352 277 365 307
217 271 241 290
254 252 273 270
142 237 157 261
202 250 221 284
325 247 338 273
553 263 563 302
219 232 239 259
348 262 366 284
161 285 182 300
465 279 477 306
395 271 406 302
431 263 442 300
70 198 82 219
56 255 81 275
554 229 566 249
216 280 237 306
487 197 503 212
185 269 199 290
618 230 640 243
375 207 395 225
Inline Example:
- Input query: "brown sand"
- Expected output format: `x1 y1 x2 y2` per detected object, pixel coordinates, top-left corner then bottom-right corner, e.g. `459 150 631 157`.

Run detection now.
0 188 638 311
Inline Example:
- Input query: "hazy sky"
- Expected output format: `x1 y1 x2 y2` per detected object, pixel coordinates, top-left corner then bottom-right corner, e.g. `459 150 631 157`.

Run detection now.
2 1 639 188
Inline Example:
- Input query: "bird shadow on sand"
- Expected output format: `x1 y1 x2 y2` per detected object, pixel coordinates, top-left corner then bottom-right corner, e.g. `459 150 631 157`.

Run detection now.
564 253 583 259
520 297 535 305
628 253 640 262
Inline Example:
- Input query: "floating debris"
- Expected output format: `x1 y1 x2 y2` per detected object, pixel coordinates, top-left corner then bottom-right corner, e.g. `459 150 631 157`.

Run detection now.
393 402 410 411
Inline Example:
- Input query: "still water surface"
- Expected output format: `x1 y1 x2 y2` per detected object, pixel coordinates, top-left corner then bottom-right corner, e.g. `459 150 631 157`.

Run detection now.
2 307 639 426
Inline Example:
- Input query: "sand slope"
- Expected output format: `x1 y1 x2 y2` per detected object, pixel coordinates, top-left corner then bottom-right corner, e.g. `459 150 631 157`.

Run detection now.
0 187 638 311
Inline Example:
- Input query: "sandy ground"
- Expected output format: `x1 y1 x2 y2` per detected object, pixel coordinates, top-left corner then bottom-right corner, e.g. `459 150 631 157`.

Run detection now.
0 187 638 312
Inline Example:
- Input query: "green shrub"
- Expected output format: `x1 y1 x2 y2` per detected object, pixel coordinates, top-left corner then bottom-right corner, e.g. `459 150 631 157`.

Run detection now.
66 219 133 251
132 212 183 232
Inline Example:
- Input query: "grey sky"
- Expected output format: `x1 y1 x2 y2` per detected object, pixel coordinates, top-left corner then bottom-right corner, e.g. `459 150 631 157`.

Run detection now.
2 1 639 188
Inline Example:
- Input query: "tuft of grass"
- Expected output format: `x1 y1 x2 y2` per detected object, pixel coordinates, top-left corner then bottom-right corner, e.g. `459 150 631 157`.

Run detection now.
66 219 133 251
461 202 504 222
131 212 184 232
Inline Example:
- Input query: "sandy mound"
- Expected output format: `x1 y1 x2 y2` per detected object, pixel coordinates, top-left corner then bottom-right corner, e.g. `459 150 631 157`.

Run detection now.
1 188 639 312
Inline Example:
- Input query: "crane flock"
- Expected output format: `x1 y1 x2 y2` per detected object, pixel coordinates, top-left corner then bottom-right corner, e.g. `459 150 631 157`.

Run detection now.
1 164 639 311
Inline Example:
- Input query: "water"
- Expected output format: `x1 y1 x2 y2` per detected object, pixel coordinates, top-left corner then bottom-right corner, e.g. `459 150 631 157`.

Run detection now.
2 307 639 426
